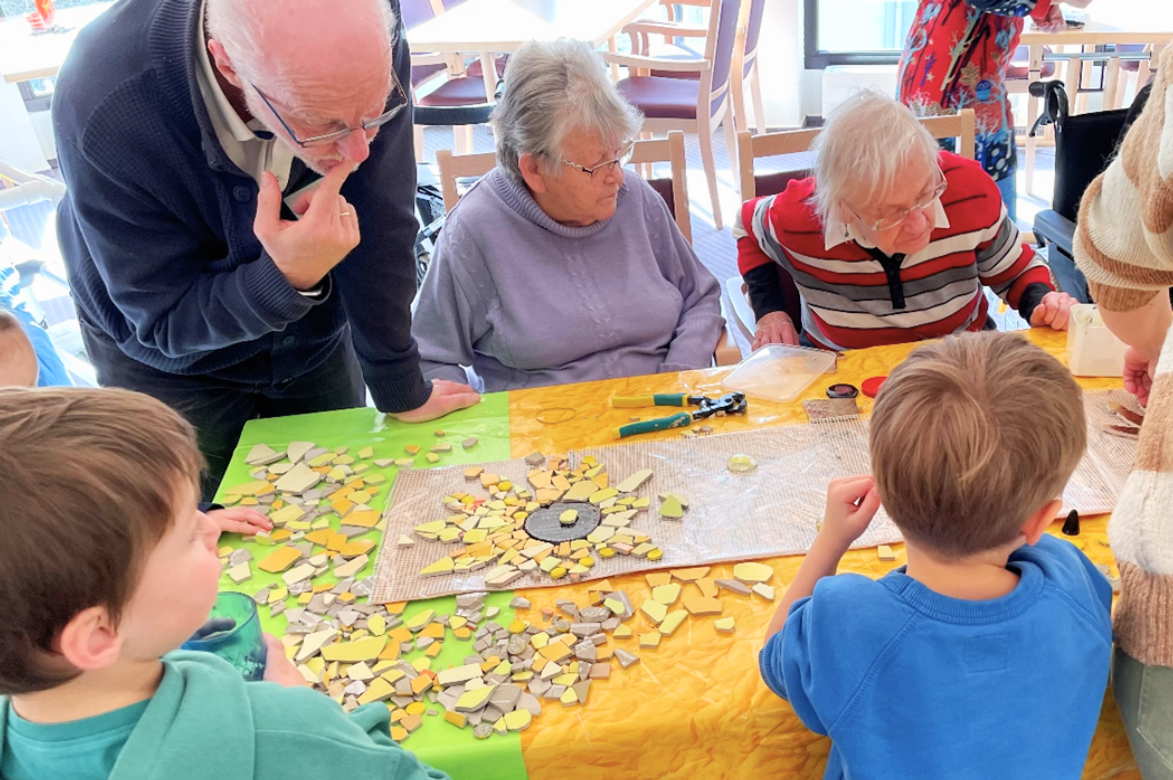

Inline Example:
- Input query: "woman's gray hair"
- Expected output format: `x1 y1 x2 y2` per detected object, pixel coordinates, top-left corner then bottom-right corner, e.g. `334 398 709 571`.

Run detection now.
206 0 397 103
492 38 643 182
811 89 941 227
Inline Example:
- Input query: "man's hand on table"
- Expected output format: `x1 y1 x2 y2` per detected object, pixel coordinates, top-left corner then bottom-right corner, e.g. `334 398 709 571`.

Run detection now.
1029 291 1077 331
752 311 800 351
255 163 360 291
387 379 481 423
262 633 306 687
206 506 273 536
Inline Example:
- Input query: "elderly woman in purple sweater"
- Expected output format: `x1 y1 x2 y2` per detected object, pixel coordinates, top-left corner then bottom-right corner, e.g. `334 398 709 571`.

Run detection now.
411 38 724 392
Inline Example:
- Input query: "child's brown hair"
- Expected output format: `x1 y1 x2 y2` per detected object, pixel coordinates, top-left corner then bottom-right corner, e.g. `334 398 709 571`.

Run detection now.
869 332 1086 559
0 387 202 695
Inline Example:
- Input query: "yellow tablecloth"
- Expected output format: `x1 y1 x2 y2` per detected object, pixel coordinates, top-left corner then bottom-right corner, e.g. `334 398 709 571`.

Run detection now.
507 329 1138 780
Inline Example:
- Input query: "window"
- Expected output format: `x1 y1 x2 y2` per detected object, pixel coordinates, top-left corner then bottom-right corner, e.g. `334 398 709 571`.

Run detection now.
804 0 920 69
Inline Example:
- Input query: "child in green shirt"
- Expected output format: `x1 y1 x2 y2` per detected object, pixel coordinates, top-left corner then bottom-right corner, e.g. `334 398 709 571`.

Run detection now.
0 386 450 780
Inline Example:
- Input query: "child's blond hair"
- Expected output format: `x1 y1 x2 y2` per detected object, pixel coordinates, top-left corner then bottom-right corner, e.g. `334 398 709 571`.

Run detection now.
870 332 1086 559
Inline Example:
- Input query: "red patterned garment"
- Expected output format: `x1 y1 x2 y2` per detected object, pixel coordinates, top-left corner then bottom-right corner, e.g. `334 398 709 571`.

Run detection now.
897 0 1054 183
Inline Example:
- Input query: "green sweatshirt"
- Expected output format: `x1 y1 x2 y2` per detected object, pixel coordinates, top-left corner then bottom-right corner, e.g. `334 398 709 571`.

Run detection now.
0 651 450 780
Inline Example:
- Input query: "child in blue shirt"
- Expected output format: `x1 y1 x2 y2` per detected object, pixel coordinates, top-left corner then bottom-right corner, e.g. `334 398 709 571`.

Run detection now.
760 332 1113 780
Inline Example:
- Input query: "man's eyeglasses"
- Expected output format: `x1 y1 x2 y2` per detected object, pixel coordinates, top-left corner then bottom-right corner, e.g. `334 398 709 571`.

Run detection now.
250 73 408 149
850 173 948 233
561 141 635 180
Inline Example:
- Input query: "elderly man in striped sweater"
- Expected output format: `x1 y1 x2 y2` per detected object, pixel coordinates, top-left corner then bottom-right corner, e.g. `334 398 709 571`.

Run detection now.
1074 44 1173 780
736 90 1076 352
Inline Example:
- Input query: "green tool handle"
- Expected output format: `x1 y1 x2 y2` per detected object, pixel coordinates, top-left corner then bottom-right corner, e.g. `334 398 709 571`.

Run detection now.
611 393 687 409
613 412 692 439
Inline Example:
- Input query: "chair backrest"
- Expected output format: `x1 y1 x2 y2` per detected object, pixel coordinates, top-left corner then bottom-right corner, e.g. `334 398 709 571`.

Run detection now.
436 131 694 242
399 0 442 30
740 0 765 76
699 0 742 121
736 108 977 202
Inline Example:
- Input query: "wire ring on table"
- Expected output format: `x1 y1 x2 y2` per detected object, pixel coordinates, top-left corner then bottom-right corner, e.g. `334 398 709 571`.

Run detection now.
534 407 577 425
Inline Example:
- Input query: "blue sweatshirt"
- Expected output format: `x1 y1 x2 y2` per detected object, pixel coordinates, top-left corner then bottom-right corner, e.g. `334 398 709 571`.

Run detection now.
760 534 1113 780
51 0 430 412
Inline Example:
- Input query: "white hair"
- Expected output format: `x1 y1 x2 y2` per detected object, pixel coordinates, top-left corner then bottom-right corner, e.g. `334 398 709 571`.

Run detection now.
206 0 397 103
491 38 643 183
811 89 940 227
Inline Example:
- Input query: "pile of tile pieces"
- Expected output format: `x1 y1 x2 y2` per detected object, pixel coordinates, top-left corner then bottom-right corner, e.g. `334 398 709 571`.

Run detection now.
270 562 778 742
414 454 685 585
215 441 416 587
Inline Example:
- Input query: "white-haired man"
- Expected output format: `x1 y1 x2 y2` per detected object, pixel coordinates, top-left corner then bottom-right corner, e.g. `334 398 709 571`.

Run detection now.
736 91 1077 352
52 0 478 500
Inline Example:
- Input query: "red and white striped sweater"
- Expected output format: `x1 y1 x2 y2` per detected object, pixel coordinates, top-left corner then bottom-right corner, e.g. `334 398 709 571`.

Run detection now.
735 151 1053 351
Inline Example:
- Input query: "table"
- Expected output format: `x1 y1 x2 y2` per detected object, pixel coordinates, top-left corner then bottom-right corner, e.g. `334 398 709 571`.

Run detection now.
0 2 110 172
406 0 657 97
215 329 1139 780
1018 23 1171 195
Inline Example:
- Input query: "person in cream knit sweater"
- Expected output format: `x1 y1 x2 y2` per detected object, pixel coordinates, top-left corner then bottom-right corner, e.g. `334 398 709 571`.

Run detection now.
1073 43 1173 779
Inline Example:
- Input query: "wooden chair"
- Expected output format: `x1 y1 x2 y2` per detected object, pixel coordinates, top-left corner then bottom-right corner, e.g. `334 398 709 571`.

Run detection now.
435 131 740 364
725 109 977 342
605 0 742 230
731 0 765 134
437 131 694 243
628 0 766 135
736 108 977 203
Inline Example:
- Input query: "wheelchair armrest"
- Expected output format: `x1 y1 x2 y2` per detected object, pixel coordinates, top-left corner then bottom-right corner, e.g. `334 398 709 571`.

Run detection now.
1033 209 1076 257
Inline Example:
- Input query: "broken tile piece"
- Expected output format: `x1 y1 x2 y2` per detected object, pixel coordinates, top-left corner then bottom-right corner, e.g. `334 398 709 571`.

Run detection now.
683 597 722 616
615 468 654 494
733 562 773 585
715 579 752 596
658 610 687 636
751 583 776 602
714 617 736 634
257 546 302 573
877 545 897 561
652 584 681 606
274 463 322 494
658 495 684 519
639 632 661 649
670 567 710 582
226 561 252 583
462 437 479 450
640 599 668 624
614 648 639 668
455 684 496 712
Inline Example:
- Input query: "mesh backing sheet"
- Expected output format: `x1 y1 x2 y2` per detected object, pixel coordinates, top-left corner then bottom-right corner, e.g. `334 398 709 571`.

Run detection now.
372 390 1140 603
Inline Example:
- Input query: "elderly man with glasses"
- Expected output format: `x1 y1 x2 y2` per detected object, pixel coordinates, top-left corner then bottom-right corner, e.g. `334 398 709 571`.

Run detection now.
52 0 478 500
736 91 1076 352
411 39 723 392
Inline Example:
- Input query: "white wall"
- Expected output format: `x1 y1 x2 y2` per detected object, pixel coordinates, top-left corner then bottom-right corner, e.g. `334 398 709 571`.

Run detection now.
755 0 805 127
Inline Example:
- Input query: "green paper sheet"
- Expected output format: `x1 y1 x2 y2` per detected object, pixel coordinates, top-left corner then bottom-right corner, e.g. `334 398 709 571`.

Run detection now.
210 394 529 780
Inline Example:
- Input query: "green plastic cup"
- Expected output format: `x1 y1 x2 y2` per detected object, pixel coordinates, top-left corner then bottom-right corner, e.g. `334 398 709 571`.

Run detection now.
181 592 267 681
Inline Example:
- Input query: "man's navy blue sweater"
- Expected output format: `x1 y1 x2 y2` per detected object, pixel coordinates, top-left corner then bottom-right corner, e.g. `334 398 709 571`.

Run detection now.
52 0 430 412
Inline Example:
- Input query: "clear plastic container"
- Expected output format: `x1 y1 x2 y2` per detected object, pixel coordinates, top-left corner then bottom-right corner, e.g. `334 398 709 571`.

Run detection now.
1067 304 1127 378
721 344 838 403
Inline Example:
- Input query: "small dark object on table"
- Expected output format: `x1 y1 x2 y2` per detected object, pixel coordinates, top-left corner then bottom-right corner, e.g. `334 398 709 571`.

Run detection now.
1062 509 1080 536
826 383 858 399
